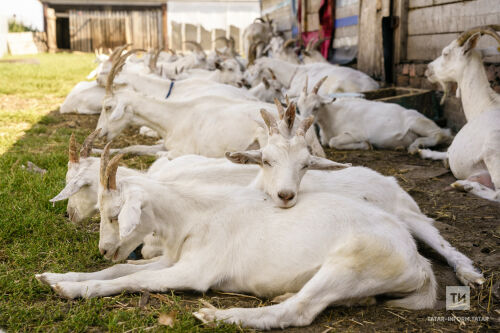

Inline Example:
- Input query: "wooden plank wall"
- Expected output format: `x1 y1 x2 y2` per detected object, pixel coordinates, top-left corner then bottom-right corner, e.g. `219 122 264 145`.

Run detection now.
69 9 162 52
262 0 293 34
405 0 500 62
332 0 360 61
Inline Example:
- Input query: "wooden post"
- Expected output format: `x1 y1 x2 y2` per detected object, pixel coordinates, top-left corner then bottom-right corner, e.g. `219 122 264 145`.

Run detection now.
46 8 57 53
162 3 168 50
393 0 407 64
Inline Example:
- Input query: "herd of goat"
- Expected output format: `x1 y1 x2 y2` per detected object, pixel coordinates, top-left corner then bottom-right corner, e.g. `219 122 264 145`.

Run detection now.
34 22 500 329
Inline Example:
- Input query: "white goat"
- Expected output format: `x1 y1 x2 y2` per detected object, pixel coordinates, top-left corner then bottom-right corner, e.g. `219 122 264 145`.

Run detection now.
248 69 285 102
302 38 328 64
37 146 438 330
421 25 500 201
60 81 105 115
242 17 273 59
298 77 453 153
97 88 324 158
245 57 379 96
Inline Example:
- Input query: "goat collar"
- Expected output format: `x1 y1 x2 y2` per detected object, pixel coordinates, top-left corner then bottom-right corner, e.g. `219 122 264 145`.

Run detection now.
165 81 175 99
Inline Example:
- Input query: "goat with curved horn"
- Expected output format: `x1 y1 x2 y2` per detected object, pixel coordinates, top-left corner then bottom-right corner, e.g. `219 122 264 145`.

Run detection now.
457 25 500 47
283 38 298 49
312 38 328 50
313 76 328 94
105 49 145 95
184 41 206 55
104 153 123 190
80 128 101 159
69 133 79 164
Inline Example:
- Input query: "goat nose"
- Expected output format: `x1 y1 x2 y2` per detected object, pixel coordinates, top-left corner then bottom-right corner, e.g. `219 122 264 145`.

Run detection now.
100 248 107 256
278 191 295 202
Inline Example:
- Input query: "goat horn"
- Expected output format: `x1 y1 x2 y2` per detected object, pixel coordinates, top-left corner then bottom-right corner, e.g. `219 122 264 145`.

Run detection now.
109 44 131 63
215 36 230 47
313 76 328 94
274 98 285 120
267 68 277 80
260 108 279 135
100 142 112 187
312 38 328 50
285 95 290 106
457 25 500 47
283 38 297 49
248 42 258 66
149 49 161 72
305 39 315 52
104 153 123 190
69 133 79 163
284 102 296 130
80 128 101 158
106 49 145 95
303 76 309 94
296 116 315 137
184 41 204 52
262 77 270 89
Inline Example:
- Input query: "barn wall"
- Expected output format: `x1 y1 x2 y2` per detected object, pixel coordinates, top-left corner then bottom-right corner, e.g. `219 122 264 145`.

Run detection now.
68 9 162 52
167 1 259 53
262 0 294 34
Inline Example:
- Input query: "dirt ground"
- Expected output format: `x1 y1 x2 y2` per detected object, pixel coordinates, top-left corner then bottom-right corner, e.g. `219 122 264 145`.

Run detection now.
56 112 500 332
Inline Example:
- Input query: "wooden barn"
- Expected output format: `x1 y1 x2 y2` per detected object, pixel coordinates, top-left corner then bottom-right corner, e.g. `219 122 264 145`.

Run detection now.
262 0 500 130
40 0 260 54
40 0 167 52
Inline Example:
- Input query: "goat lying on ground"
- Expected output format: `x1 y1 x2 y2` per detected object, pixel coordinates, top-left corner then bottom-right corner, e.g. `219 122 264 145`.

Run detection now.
297 77 453 153
38 141 438 329
245 57 379 96
97 81 324 158
49 122 483 296
421 25 500 202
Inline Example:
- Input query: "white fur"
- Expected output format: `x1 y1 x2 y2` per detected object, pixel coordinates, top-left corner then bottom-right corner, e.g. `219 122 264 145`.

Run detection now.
297 93 453 153
245 57 379 96
423 33 500 201
38 173 438 329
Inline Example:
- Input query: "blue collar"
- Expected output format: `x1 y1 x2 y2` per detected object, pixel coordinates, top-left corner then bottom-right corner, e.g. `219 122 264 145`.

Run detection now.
166 81 175 99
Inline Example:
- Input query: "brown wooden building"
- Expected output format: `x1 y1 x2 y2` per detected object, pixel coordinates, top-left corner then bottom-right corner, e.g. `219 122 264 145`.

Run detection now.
39 0 167 52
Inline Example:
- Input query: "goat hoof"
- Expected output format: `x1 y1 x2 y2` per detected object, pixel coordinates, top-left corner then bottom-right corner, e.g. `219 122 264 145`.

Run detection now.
193 308 217 324
451 181 473 192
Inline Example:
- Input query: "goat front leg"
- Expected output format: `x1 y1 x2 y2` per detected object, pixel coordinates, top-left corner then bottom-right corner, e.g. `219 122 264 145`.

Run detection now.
329 132 371 150
50 262 213 299
407 118 453 154
36 259 168 286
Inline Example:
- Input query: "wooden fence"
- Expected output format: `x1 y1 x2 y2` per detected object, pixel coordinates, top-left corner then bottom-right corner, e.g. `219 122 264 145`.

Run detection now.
69 10 162 52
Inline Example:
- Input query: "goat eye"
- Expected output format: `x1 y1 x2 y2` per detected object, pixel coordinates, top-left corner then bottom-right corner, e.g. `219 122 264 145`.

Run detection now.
110 217 118 224
263 160 272 167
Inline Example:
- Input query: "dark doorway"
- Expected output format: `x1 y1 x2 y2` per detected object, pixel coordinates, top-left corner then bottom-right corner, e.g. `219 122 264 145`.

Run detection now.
56 17 70 49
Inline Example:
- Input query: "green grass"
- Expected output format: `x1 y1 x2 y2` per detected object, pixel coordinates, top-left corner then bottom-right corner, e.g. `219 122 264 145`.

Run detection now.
0 53 240 332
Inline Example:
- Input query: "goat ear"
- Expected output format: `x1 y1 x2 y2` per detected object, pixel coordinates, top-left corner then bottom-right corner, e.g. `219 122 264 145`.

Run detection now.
462 32 481 55
225 150 262 165
50 178 89 203
118 198 142 239
308 156 351 171
109 104 126 121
